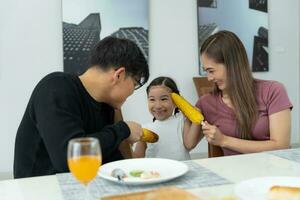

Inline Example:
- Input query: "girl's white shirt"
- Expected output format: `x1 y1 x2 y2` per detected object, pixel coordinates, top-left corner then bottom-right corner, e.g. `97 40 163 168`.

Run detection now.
142 112 191 161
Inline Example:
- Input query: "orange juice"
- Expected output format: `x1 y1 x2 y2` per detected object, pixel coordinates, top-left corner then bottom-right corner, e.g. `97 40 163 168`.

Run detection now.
68 155 101 185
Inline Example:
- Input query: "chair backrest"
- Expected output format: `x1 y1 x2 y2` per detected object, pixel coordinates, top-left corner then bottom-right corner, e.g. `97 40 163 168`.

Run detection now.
193 77 224 158
115 110 133 158
208 143 224 157
193 77 214 97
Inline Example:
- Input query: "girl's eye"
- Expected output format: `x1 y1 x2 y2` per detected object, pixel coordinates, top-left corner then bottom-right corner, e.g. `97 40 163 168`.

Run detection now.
148 98 155 102
161 97 168 101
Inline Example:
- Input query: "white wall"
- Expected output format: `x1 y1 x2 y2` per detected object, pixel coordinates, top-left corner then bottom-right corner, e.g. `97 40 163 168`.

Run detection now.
0 0 63 172
254 0 299 144
0 0 299 173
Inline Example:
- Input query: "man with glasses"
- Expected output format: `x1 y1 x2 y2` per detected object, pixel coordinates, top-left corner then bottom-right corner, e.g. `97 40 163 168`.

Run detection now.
14 37 149 178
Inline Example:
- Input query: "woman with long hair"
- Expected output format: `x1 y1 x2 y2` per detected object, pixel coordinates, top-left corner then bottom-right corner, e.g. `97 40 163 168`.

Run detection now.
196 30 292 155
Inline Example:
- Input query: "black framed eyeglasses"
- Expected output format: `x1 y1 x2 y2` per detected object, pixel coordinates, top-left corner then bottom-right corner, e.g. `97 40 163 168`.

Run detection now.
133 77 143 90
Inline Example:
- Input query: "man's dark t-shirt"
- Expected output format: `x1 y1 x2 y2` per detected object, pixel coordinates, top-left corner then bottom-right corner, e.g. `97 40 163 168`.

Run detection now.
14 72 130 178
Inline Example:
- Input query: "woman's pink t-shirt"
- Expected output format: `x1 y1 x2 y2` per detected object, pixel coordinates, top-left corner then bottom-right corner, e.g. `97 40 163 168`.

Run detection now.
196 79 293 156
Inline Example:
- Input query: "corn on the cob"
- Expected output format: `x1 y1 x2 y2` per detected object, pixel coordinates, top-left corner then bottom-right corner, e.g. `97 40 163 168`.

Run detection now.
141 128 159 143
171 93 204 124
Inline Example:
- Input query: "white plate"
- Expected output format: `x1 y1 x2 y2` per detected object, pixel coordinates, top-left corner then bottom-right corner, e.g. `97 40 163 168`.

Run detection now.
98 158 188 185
234 176 300 200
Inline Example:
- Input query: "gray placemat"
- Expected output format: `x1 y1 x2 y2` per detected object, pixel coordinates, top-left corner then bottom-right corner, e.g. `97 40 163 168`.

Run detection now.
268 148 300 163
57 160 231 200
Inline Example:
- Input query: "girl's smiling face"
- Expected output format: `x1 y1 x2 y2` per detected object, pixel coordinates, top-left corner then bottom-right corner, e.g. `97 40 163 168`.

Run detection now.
147 85 176 121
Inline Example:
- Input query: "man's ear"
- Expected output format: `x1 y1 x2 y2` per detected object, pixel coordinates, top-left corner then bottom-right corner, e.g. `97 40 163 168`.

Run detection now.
113 67 126 83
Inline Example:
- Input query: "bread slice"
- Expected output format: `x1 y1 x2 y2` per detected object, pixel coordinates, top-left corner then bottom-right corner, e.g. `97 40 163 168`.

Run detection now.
268 185 300 200
102 187 201 200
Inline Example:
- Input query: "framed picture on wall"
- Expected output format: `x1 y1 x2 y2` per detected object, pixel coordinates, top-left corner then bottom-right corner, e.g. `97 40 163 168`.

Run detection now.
62 0 149 75
252 35 268 72
197 0 217 8
249 0 268 13
197 0 269 75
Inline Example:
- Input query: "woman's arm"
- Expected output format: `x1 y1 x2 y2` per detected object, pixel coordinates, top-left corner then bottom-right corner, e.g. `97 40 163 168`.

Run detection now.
132 142 147 158
183 119 204 151
203 109 291 153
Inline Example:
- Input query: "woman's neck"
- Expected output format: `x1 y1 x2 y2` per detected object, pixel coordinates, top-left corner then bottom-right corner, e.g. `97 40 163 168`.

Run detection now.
221 92 234 109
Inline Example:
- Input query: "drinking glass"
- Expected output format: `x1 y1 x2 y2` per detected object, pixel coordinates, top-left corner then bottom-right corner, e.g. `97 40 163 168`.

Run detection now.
67 137 101 200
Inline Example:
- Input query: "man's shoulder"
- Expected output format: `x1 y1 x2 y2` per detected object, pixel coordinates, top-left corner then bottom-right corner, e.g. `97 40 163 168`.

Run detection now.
31 72 81 102
36 72 78 90
40 72 75 83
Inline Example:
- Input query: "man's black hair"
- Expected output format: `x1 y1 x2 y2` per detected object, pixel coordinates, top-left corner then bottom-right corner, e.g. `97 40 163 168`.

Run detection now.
89 36 149 87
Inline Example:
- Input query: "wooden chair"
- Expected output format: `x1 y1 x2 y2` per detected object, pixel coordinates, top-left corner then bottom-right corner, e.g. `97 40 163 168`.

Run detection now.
192 77 214 97
193 77 224 158
208 143 224 157
115 109 133 158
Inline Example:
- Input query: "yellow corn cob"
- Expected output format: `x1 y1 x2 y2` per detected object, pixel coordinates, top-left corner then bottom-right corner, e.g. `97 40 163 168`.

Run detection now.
141 128 159 143
171 92 204 124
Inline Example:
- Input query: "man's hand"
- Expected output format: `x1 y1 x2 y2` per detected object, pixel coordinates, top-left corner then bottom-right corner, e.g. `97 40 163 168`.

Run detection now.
124 121 143 144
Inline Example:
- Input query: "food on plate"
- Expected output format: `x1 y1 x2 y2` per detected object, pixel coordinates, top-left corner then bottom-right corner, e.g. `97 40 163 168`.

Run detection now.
129 170 144 177
111 169 161 180
102 187 201 200
268 185 300 200
141 128 159 143
171 92 204 124
140 171 160 179
129 169 160 179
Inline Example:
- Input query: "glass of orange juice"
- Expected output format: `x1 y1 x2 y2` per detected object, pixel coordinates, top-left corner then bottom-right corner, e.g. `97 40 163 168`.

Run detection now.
68 137 101 200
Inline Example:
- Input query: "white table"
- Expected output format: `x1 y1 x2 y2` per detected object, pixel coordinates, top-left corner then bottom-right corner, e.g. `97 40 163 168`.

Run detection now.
1 149 300 199
191 151 300 198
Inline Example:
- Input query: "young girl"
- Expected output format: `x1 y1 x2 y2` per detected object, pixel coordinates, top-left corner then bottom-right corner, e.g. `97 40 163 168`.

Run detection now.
133 77 202 160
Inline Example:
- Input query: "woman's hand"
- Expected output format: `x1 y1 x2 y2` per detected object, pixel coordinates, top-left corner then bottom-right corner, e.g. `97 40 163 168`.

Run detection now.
201 109 291 153
201 121 226 147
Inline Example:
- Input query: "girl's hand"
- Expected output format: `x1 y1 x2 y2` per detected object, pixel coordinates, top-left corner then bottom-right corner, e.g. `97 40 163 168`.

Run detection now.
201 121 226 147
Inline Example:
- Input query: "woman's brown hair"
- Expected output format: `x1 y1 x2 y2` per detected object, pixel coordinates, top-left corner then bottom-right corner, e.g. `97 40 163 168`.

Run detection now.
200 30 257 139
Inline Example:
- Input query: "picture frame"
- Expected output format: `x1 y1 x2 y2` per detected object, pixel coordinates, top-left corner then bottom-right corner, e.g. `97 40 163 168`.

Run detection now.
62 0 149 75
249 0 268 13
197 0 217 8
197 0 269 75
